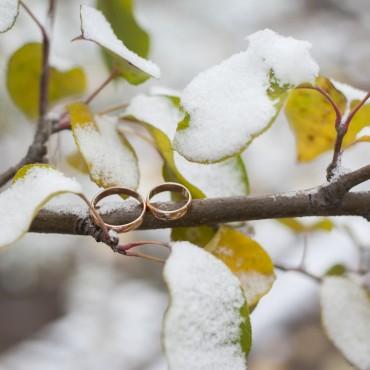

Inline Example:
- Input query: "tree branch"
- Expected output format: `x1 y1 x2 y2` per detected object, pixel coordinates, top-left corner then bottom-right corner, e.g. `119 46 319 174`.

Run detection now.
0 1 56 189
29 187 370 238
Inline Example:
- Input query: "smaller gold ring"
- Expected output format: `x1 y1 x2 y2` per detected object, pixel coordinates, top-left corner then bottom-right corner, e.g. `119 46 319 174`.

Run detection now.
146 182 192 221
90 187 146 233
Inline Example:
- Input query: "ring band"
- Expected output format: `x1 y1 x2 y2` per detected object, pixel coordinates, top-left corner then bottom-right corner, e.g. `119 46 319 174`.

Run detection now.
146 182 192 221
90 187 146 233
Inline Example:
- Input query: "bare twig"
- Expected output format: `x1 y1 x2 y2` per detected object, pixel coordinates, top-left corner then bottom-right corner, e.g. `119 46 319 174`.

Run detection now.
274 264 321 282
0 1 57 189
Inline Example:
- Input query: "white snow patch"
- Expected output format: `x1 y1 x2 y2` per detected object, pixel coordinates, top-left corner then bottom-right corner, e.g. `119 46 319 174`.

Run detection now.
74 115 139 189
174 29 319 162
174 152 248 197
125 94 184 139
0 166 82 247
238 271 275 306
79 5 160 79
356 127 370 139
163 242 249 370
332 79 367 102
0 0 18 33
320 277 370 370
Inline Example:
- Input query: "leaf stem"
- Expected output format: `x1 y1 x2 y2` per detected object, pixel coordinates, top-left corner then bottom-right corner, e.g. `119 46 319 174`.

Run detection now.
327 92 370 180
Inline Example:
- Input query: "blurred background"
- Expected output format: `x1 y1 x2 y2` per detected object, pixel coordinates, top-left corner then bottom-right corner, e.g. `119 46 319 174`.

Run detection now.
0 0 370 369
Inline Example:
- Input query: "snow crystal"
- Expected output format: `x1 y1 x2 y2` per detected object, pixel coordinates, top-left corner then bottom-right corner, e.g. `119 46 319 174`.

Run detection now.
320 277 370 370
174 152 248 197
0 0 18 33
163 242 248 370
0 166 82 247
79 5 160 79
174 29 319 162
74 115 139 189
125 94 184 139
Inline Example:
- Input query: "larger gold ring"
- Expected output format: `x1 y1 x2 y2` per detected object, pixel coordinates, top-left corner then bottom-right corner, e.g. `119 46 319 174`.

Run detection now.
90 187 146 233
146 182 192 221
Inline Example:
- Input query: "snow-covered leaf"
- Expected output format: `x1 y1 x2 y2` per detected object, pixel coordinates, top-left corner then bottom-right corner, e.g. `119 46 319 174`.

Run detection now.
68 103 139 189
78 5 159 85
0 164 82 248
163 242 251 370
66 151 89 174
7 43 87 119
320 276 370 370
97 0 150 78
0 0 19 33
124 93 249 197
174 152 249 198
173 29 318 163
206 226 275 308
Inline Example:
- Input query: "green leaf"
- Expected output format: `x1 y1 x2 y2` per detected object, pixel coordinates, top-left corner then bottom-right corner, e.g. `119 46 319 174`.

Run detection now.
163 242 251 370
173 29 318 163
0 0 19 33
171 225 216 247
325 264 347 277
7 43 87 119
0 164 82 247
278 217 334 233
78 5 159 85
320 277 370 370
206 226 275 308
68 103 139 189
97 0 150 84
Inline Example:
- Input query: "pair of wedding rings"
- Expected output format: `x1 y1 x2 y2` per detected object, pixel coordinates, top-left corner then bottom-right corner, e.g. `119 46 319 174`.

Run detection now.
90 182 192 233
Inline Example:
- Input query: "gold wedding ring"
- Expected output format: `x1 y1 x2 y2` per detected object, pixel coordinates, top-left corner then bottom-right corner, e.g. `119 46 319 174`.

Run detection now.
91 187 146 233
146 182 192 221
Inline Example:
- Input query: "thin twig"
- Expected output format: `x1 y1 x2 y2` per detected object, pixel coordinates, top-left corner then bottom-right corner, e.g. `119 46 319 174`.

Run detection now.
98 102 128 115
274 264 321 282
296 85 342 127
327 92 370 180
0 1 56 189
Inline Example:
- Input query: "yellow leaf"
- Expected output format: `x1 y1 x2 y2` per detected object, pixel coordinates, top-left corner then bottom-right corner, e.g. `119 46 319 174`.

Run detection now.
285 76 346 161
206 226 275 308
66 151 89 174
7 43 87 119
68 103 139 189
278 218 334 233
344 101 370 145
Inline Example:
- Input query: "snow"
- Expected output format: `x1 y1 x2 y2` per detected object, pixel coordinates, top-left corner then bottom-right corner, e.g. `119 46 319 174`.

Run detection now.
238 271 275 306
174 152 248 197
174 29 319 162
163 242 249 370
320 276 370 370
0 0 18 33
125 94 183 139
332 79 367 102
79 5 160 79
73 114 139 189
0 165 82 247
125 93 249 197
